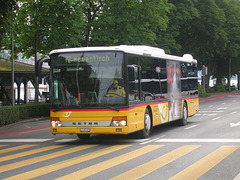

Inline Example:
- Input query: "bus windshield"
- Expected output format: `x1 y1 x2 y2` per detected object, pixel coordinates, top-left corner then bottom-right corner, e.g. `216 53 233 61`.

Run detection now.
50 51 126 108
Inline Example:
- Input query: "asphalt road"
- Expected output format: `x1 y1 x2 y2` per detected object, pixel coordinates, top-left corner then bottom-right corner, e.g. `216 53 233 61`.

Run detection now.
0 92 240 180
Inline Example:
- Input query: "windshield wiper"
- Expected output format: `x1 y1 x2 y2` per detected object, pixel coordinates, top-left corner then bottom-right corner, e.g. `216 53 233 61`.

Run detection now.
53 105 62 112
79 103 119 111
98 103 119 112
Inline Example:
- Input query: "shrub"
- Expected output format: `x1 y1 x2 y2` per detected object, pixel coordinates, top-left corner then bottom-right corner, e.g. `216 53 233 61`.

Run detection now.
198 84 210 97
0 103 50 126
214 84 226 92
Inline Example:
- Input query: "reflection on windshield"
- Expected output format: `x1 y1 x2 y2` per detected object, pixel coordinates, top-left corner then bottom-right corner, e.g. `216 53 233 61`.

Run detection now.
51 52 126 107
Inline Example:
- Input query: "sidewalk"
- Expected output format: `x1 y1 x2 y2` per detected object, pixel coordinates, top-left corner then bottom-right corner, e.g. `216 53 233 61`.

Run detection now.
199 90 240 103
0 117 50 136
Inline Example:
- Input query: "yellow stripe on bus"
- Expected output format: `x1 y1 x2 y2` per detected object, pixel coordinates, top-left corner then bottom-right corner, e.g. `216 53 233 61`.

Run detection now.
0 145 66 162
3 145 131 180
169 145 240 180
0 144 97 173
56 145 164 180
111 145 200 180
0 145 37 154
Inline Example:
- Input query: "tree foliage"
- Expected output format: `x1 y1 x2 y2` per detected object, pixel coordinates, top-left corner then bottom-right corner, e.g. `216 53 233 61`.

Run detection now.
0 0 16 48
81 0 171 46
164 0 240 84
14 0 84 59
1 0 240 85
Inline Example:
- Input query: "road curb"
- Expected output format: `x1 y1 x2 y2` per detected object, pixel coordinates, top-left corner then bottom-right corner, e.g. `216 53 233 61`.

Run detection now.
199 91 240 103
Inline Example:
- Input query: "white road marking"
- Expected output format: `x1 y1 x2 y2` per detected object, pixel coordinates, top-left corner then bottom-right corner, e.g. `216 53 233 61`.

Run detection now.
233 172 240 180
54 139 78 143
196 114 217 116
212 117 221 121
140 138 160 145
198 111 224 113
156 139 240 143
185 124 199 130
0 139 53 143
230 122 240 127
218 107 228 110
230 111 237 115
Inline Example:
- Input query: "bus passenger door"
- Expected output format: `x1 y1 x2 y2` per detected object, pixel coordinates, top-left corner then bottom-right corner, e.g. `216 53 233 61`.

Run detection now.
128 65 140 101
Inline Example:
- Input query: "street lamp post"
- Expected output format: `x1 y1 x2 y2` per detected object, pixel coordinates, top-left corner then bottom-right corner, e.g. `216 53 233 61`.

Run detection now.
11 29 15 106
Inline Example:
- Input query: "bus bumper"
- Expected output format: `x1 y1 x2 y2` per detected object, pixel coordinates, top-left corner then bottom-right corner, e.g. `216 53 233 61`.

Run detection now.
51 126 129 135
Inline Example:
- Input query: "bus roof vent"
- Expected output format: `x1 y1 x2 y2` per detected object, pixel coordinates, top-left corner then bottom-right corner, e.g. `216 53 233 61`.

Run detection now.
183 54 193 59
119 45 165 56
143 46 165 55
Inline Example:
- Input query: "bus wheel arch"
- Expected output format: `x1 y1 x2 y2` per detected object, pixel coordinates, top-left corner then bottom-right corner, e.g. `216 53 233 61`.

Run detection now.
178 101 188 126
138 106 152 138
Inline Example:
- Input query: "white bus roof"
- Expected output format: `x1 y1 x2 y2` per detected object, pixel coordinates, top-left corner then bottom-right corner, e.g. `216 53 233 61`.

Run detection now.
49 45 197 63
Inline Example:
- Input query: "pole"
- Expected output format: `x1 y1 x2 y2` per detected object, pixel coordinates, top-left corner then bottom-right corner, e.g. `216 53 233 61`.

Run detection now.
229 59 231 92
11 32 15 106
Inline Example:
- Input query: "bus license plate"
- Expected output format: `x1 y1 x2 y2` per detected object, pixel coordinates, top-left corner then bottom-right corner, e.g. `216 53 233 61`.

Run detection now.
80 128 90 132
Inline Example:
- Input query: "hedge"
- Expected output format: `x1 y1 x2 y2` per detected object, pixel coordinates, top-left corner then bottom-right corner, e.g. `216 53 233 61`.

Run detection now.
0 103 50 126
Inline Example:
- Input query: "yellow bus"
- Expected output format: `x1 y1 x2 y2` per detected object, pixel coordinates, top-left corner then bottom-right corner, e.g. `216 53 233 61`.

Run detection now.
37 45 199 139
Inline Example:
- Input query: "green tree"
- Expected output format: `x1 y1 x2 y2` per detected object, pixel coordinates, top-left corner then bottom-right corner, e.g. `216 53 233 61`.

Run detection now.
12 0 84 102
0 0 16 48
215 0 240 87
79 0 104 46
88 0 171 46
165 0 229 86
159 0 199 54
193 0 228 85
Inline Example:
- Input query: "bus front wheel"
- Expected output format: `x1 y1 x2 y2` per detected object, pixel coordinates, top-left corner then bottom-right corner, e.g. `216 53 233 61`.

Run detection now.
138 108 152 138
77 134 90 139
178 102 188 126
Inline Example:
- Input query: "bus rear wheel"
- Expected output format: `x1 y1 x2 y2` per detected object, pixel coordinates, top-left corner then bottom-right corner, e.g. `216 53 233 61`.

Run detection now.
77 134 90 139
178 102 188 126
138 108 152 138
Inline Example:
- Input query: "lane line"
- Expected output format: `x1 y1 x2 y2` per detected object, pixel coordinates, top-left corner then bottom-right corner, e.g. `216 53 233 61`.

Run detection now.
0 145 37 154
3 145 131 180
230 111 237 115
156 139 240 143
169 146 240 180
198 111 224 113
185 125 199 130
212 117 221 121
195 114 217 116
140 138 160 145
55 145 163 180
233 171 240 180
0 145 66 162
54 139 78 143
110 145 200 180
0 145 97 173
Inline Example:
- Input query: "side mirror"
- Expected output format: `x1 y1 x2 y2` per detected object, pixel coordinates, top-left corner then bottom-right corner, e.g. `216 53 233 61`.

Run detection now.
36 58 50 76
155 67 161 74
127 65 135 81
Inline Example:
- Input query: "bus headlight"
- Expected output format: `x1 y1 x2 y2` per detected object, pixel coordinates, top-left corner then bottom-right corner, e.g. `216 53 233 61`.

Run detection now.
51 117 62 127
110 116 127 126
51 121 62 127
